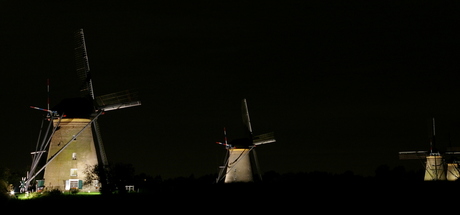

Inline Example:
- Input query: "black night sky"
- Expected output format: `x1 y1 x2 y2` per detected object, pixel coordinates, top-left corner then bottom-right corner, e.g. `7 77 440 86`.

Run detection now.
1 1 459 180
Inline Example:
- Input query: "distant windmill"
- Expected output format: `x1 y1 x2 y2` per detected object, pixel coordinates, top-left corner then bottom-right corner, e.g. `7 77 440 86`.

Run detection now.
25 29 141 192
216 98 275 183
399 118 460 181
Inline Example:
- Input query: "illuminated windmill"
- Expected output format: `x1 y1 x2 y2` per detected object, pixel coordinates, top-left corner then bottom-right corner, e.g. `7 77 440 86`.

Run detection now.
216 98 275 183
25 29 141 192
399 118 460 181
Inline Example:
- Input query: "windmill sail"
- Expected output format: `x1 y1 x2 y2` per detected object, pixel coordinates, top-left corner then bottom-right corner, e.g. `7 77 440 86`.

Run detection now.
398 151 428 159
253 132 276 146
75 28 94 99
397 117 460 181
241 98 253 135
242 99 275 146
95 89 141 111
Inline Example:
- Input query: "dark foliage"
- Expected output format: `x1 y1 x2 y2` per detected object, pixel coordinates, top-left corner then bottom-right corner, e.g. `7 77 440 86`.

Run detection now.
1 164 457 209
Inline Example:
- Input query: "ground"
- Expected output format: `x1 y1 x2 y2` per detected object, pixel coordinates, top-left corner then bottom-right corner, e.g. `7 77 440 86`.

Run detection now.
2 180 459 211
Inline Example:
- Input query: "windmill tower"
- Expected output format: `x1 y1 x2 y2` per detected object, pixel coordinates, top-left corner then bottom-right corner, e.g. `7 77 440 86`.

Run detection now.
422 117 446 181
398 118 460 181
26 29 141 192
216 98 275 183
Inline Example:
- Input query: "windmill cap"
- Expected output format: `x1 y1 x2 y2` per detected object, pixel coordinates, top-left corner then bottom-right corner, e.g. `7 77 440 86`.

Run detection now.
52 97 93 118
229 138 253 148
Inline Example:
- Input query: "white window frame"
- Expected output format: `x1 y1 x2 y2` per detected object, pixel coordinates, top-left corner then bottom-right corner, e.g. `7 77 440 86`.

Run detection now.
70 168 78 176
65 179 80 190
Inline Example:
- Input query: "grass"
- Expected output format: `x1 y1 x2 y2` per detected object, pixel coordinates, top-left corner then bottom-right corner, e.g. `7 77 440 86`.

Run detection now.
14 190 101 200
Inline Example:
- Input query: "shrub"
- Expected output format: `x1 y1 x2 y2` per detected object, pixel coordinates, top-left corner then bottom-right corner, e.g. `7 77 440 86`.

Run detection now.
70 188 79 195
42 189 63 197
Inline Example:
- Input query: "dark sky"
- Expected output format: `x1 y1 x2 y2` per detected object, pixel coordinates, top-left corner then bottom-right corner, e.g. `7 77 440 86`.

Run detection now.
1 1 459 179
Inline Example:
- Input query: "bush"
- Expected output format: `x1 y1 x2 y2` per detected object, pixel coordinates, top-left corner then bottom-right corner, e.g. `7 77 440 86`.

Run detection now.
41 189 63 197
70 188 79 195
0 180 12 201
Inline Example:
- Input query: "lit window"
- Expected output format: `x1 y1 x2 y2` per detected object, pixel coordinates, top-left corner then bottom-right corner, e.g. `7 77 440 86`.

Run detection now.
70 169 78 176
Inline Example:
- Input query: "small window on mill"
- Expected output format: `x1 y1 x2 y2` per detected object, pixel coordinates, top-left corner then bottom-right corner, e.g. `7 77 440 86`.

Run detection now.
70 169 78 177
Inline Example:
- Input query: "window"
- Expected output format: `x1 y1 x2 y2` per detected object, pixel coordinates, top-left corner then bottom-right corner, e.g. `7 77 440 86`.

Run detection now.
70 169 78 176
70 180 78 189
65 179 82 190
72 153 77 160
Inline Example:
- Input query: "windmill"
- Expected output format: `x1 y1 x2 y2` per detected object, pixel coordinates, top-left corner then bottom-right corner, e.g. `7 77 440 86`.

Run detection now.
399 118 460 181
216 98 275 183
25 29 141 192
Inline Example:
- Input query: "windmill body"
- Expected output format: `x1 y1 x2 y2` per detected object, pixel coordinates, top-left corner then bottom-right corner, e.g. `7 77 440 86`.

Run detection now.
43 118 99 191
224 137 255 183
424 153 446 181
447 162 460 181
26 29 141 192
399 118 460 181
399 151 452 181
217 99 275 183
225 148 253 183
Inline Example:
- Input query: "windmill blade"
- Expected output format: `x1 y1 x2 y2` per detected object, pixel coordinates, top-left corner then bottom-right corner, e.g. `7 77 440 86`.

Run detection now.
241 98 253 135
444 151 460 163
95 89 141 111
216 149 230 183
27 115 63 185
399 151 428 160
253 132 276 146
429 117 436 154
92 118 111 186
92 119 109 167
223 127 228 146
252 148 263 181
75 28 94 99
